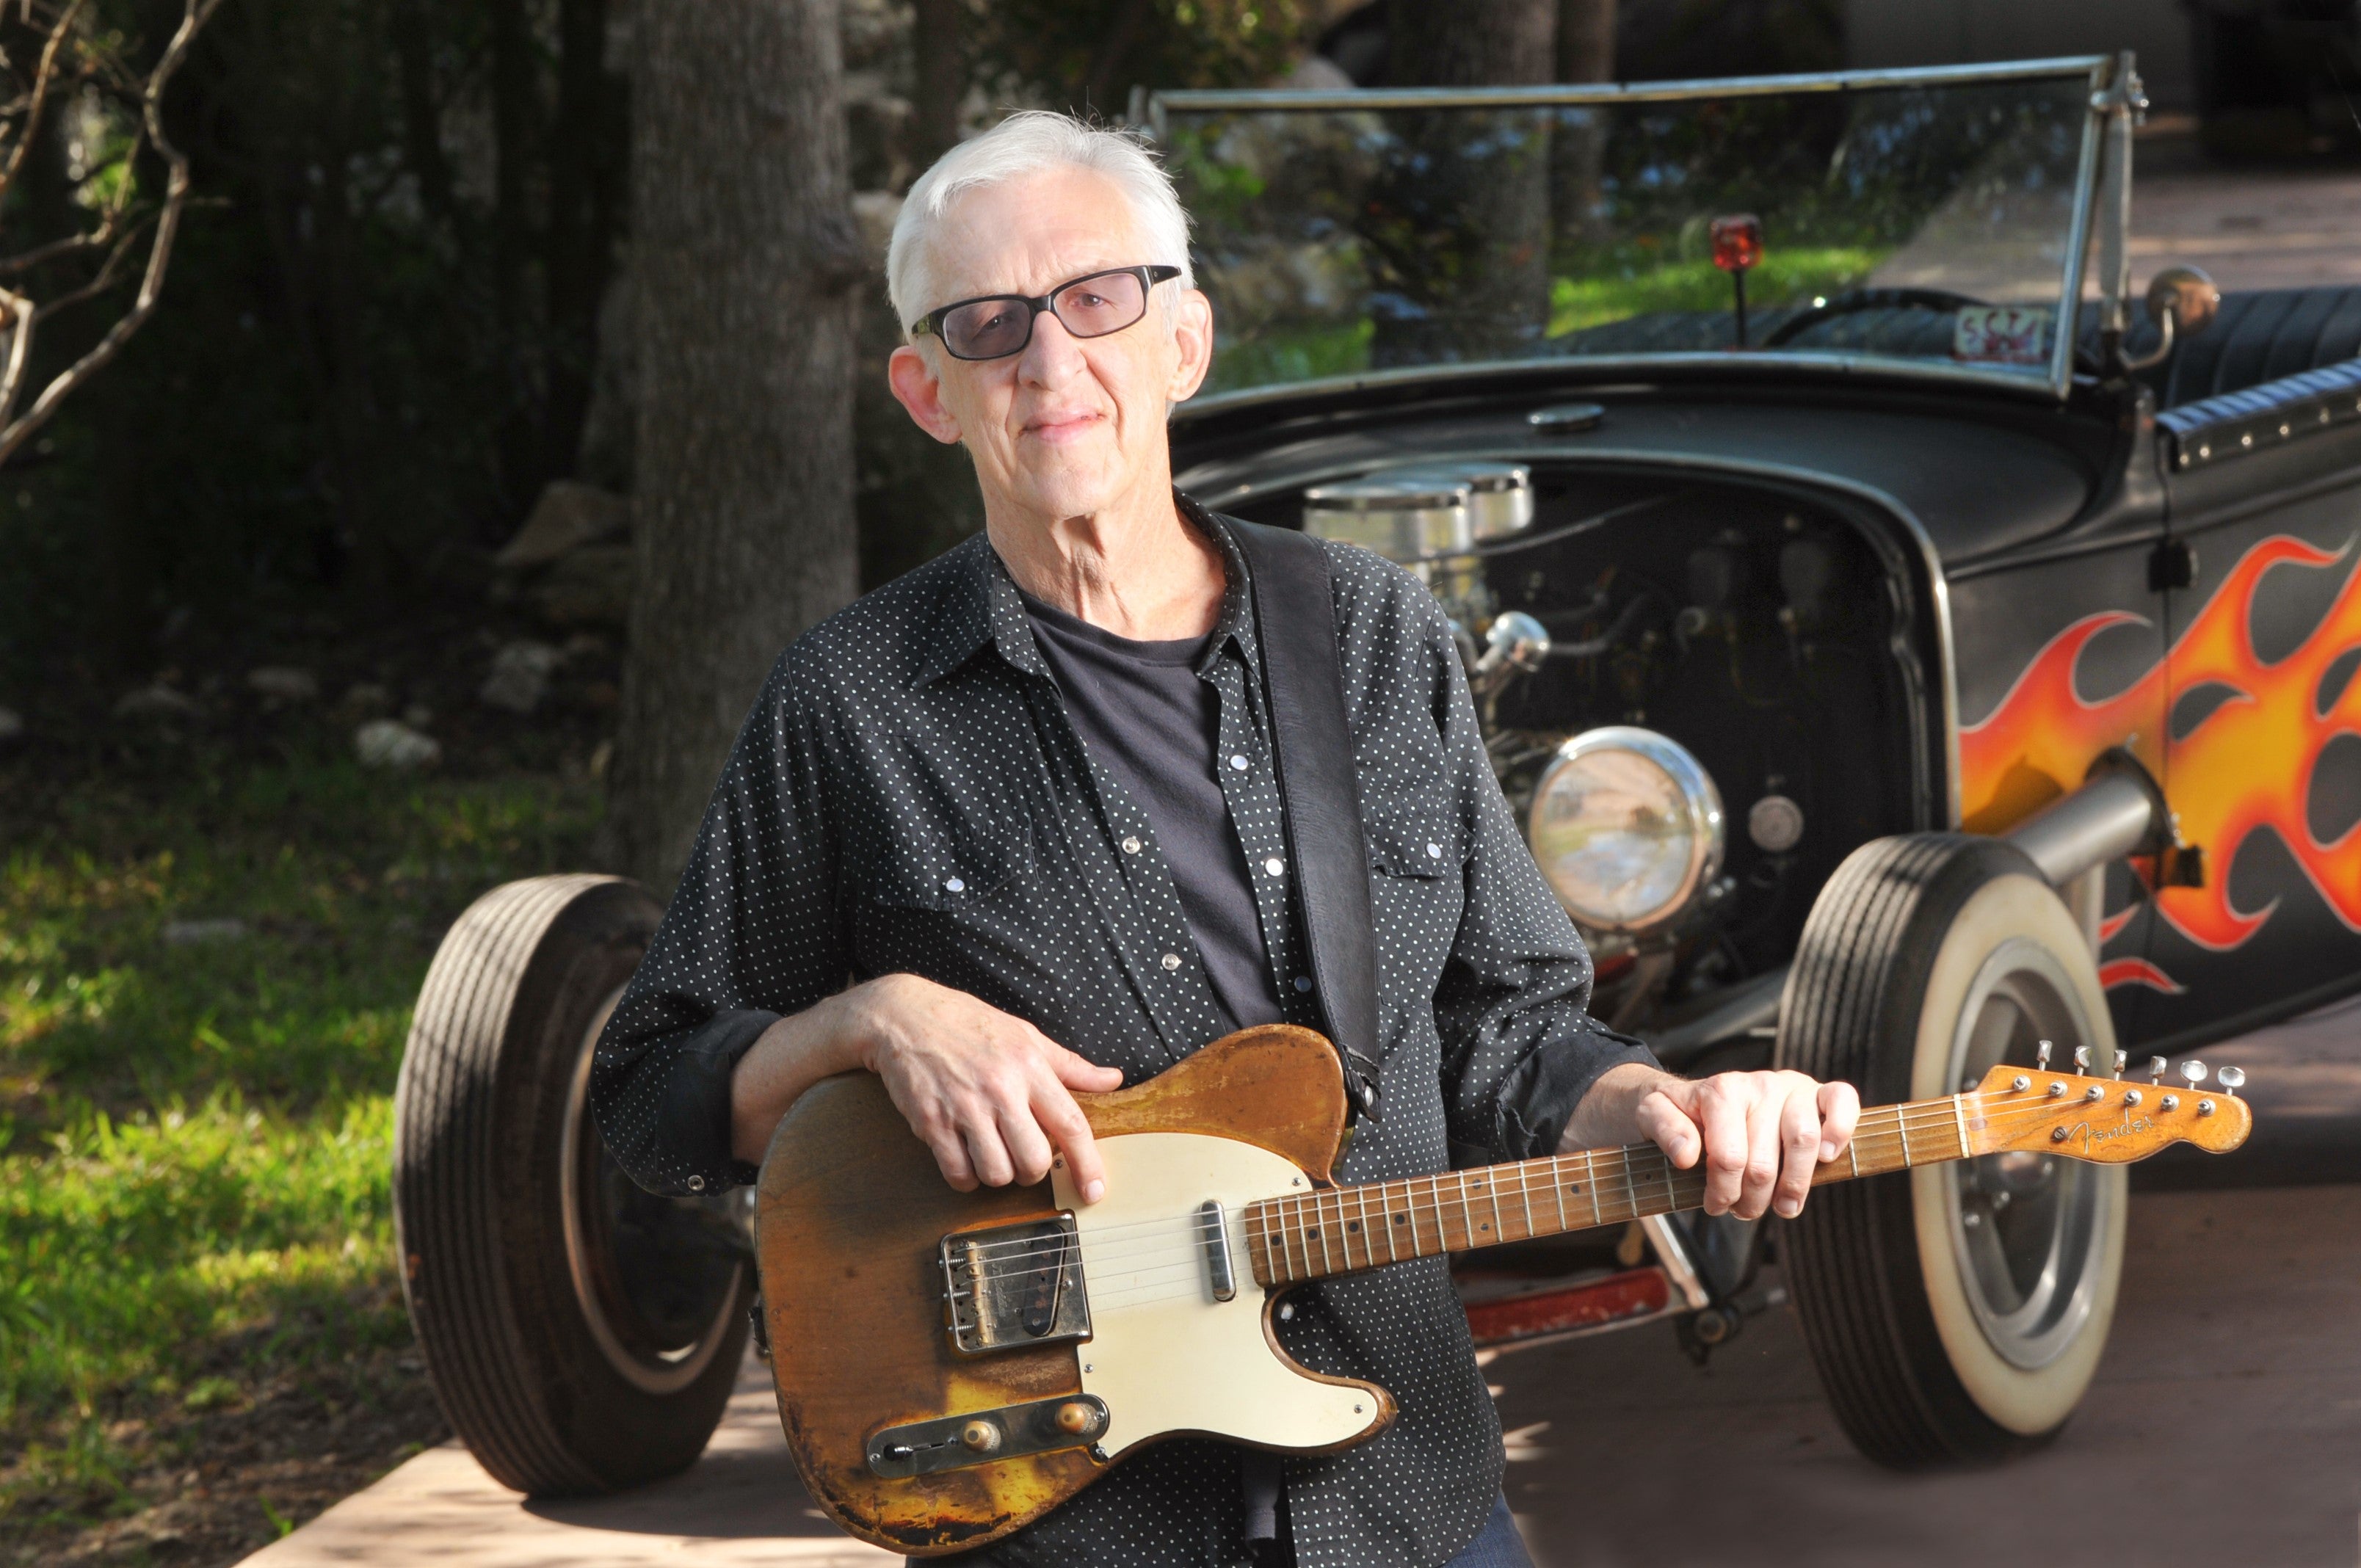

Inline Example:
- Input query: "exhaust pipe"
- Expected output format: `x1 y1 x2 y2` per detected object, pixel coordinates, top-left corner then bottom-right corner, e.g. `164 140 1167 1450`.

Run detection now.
2002 751 2174 957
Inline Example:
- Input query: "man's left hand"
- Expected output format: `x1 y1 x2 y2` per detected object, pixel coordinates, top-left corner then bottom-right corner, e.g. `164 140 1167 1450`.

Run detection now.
1567 1064 1860 1221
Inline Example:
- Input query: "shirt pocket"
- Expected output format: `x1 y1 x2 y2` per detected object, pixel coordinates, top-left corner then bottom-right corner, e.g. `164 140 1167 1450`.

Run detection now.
862 824 1035 911
1363 794 1465 881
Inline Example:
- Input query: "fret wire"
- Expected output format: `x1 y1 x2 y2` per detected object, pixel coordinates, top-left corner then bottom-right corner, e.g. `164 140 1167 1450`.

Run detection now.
1278 1198 1297 1282
1620 1148 1639 1225
1551 1154 1570 1235
1327 1188 1349 1273
1485 1169 1504 1244
1586 1149 1603 1228
1517 1161 1536 1241
1354 1183 1375 1270
1315 1190 1335 1275
1403 1177 1422 1257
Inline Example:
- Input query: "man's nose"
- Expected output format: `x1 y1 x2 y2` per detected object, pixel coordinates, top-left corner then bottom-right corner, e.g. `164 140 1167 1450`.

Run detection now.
1018 307 1087 386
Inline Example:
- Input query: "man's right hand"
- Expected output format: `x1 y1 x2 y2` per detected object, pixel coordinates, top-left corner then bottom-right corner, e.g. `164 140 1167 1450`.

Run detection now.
728 973 1123 1202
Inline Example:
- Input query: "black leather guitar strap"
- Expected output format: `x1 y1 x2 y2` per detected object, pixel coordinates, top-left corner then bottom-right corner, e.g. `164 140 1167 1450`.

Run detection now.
1225 516 1384 1124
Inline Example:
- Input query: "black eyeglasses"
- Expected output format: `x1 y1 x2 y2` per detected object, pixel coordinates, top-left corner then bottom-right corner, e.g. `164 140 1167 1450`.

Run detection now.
910 264 1182 361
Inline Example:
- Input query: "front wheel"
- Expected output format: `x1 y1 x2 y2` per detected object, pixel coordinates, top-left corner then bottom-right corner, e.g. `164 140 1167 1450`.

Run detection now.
394 875 752 1495
1776 834 2126 1467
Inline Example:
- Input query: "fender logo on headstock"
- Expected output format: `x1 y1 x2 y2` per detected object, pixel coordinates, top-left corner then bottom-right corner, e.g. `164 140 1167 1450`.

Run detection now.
2059 1114 2155 1153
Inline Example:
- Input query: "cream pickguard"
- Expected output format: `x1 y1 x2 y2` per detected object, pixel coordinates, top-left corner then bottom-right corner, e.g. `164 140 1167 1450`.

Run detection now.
1051 1132 1388 1459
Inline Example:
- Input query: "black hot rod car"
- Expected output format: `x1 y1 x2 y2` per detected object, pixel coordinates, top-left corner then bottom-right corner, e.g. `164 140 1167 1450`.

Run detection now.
391 54 2346 1498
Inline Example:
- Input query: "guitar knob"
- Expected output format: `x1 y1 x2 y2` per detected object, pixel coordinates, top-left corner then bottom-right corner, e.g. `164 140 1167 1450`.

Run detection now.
1056 1401 1102 1437
2149 1056 2167 1086
2216 1065 2246 1099
961 1420 1002 1453
2180 1060 2208 1089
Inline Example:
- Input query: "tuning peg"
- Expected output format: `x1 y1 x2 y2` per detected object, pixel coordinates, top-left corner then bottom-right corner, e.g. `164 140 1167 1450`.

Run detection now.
2072 1045 2092 1072
2037 1040 2053 1070
2180 1060 2208 1089
2112 1050 2128 1080
2149 1056 2166 1085
2216 1065 2245 1099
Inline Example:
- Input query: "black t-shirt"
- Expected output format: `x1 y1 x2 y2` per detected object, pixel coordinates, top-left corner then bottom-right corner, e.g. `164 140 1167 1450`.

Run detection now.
1018 589 1285 1034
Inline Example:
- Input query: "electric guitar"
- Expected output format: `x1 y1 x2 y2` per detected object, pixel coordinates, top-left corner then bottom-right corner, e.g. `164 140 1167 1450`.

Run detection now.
753 1024 2249 1556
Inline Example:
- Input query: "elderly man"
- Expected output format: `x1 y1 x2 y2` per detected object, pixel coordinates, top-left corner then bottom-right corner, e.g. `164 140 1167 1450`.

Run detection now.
593 111 1858 1568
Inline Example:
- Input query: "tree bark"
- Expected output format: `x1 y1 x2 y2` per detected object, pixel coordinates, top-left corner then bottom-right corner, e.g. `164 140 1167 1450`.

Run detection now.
1368 0 1557 366
1553 0 1617 245
907 0 964 168
605 0 861 893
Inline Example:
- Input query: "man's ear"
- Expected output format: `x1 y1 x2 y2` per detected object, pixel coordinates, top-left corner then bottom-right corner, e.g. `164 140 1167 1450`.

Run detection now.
888 343 963 445
1167 287 1215 404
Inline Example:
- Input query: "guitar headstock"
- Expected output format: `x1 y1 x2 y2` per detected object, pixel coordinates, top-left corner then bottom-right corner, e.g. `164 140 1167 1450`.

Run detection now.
1966 1056 2252 1162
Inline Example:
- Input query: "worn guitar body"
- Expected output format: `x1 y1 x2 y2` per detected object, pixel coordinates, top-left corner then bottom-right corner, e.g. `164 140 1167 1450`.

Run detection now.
756 1020 2249 1556
755 1025 1389 1556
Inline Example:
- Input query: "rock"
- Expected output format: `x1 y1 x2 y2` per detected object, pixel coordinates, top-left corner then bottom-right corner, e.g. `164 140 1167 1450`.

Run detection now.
479 639 564 714
113 684 203 722
529 544 636 628
354 719 441 770
245 666 319 703
495 480 632 571
0 705 21 743
162 917 249 946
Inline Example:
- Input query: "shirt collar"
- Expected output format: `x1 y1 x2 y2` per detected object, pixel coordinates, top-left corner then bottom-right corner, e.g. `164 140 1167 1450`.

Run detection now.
912 493 1261 687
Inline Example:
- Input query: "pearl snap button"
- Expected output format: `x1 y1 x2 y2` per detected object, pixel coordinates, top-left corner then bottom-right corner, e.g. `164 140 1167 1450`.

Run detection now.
1161 952 1182 971
1264 857 1285 875
1294 976 1313 992
944 876 965 893
687 1175 705 1192
1426 843 1442 859
1121 835 1142 854
1229 754 1249 771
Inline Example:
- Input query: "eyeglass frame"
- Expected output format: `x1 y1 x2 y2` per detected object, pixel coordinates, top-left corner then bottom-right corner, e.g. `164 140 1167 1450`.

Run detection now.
907 264 1184 361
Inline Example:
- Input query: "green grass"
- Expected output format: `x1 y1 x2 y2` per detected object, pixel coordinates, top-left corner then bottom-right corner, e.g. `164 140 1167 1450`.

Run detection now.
0 747 599 1534
1548 247 1887 338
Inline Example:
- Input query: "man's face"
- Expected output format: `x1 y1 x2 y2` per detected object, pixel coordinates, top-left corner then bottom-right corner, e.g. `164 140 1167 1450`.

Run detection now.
888 167 1213 523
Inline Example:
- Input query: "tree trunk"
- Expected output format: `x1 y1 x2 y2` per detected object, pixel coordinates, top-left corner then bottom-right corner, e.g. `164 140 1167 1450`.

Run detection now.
604 0 861 893
907 0 964 168
1368 0 1557 366
1553 0 1617 245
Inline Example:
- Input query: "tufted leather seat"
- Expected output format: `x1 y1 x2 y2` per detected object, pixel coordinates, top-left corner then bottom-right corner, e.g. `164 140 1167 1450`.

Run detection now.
2128 287 2361 408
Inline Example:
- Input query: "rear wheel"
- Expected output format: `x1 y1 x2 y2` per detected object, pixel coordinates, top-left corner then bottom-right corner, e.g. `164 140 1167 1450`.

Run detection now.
394 875 752 1495
1777 834 2126 1466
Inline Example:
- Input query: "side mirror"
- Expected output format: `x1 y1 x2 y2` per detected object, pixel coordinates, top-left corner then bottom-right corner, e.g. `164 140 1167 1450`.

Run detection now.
2125 265 2220 371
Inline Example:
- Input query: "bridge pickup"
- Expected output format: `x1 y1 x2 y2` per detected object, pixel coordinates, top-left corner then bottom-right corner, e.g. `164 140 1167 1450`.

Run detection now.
940 1214 1091 1355
1197 1199 1236 1301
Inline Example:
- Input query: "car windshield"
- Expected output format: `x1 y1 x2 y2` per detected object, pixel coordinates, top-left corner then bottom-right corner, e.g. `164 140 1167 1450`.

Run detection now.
1150 61 2107 403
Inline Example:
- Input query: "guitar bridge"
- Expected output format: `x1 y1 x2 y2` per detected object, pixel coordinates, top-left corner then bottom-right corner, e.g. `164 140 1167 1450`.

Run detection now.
940 1215 1092 1355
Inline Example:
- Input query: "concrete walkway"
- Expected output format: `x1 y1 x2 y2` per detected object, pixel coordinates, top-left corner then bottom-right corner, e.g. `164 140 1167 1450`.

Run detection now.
242 1180 2361 1568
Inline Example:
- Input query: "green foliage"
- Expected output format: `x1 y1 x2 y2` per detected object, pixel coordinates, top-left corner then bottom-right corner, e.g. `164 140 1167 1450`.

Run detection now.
0 748 597 1521
973 0 1309 113
1547 246 1885 336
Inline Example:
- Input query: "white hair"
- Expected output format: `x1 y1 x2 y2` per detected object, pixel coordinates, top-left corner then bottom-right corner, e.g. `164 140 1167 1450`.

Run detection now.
885 111 1194 337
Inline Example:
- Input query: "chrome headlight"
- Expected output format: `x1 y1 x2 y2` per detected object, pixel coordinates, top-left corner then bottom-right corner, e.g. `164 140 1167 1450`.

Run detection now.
1526 727 1724 935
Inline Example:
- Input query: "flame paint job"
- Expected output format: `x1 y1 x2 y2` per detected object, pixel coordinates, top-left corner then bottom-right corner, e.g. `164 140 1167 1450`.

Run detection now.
1962 534 2361 992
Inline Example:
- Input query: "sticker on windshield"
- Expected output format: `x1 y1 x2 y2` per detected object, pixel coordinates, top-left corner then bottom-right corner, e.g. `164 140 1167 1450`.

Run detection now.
1953 306 2051 366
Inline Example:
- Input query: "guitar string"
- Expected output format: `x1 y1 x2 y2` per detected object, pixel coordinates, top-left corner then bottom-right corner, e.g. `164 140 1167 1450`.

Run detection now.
946 1083 2114 1277
952 1085 2136 1292
1079 1088 2143 1310
943 1091 2029 1271
960 1086 2130 1299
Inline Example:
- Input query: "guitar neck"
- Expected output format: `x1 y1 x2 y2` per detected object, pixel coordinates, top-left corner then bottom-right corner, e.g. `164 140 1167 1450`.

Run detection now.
1241 1092 1972 1287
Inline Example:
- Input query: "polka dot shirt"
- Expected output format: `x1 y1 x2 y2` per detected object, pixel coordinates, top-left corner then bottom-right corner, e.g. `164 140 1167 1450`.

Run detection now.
592 498 1655 1567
